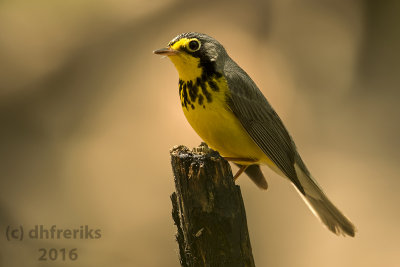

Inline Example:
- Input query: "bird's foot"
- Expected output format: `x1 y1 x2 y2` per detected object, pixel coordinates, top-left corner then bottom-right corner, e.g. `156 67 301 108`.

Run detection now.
192 142 213 154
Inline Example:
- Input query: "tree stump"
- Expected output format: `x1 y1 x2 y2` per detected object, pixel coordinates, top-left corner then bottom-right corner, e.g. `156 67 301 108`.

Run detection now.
170 143 256 267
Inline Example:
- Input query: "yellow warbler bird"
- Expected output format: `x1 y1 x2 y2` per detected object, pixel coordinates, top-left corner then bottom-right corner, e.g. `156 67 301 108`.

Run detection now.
154 32 356 237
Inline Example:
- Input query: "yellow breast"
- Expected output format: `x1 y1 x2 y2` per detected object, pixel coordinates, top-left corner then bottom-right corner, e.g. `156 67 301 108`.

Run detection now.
179 75 268 165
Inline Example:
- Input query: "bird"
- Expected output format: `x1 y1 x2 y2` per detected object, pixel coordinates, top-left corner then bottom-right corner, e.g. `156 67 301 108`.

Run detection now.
154 32 356 237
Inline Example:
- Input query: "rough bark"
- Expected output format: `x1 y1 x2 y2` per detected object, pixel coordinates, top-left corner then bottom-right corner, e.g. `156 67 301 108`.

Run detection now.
170 143 256 267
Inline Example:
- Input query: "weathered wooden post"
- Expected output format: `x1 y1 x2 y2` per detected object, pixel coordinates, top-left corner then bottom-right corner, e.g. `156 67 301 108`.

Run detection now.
170 143 256 267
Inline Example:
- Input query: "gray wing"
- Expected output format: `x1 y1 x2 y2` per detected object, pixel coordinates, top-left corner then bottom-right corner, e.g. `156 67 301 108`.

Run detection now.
224 59 305 194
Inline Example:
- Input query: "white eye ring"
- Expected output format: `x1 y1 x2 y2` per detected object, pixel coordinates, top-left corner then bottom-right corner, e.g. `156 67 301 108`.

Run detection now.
187 39 201 52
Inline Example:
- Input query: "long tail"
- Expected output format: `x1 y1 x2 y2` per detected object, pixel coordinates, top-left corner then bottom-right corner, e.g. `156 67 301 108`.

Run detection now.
294 163 356 237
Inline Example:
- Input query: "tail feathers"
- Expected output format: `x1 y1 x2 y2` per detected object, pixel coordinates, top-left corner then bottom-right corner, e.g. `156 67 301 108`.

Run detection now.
294 163 356 237
304 194 356 236
235 164 268 190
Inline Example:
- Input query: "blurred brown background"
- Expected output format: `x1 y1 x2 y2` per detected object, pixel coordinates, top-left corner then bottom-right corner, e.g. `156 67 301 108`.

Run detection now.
0 0 399 266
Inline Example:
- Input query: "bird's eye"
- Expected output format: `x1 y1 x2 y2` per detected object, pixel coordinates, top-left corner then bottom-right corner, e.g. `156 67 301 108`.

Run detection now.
188 39 201 52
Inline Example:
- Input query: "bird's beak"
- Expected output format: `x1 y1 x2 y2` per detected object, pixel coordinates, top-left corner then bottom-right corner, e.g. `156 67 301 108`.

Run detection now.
153 47 179 56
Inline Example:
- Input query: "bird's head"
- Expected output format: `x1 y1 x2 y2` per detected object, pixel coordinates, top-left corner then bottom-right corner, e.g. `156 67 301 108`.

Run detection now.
154 32 227 81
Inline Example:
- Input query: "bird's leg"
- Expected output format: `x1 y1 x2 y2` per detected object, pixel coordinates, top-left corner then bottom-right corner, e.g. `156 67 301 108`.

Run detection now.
223 157 256 180
233 165 249 180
